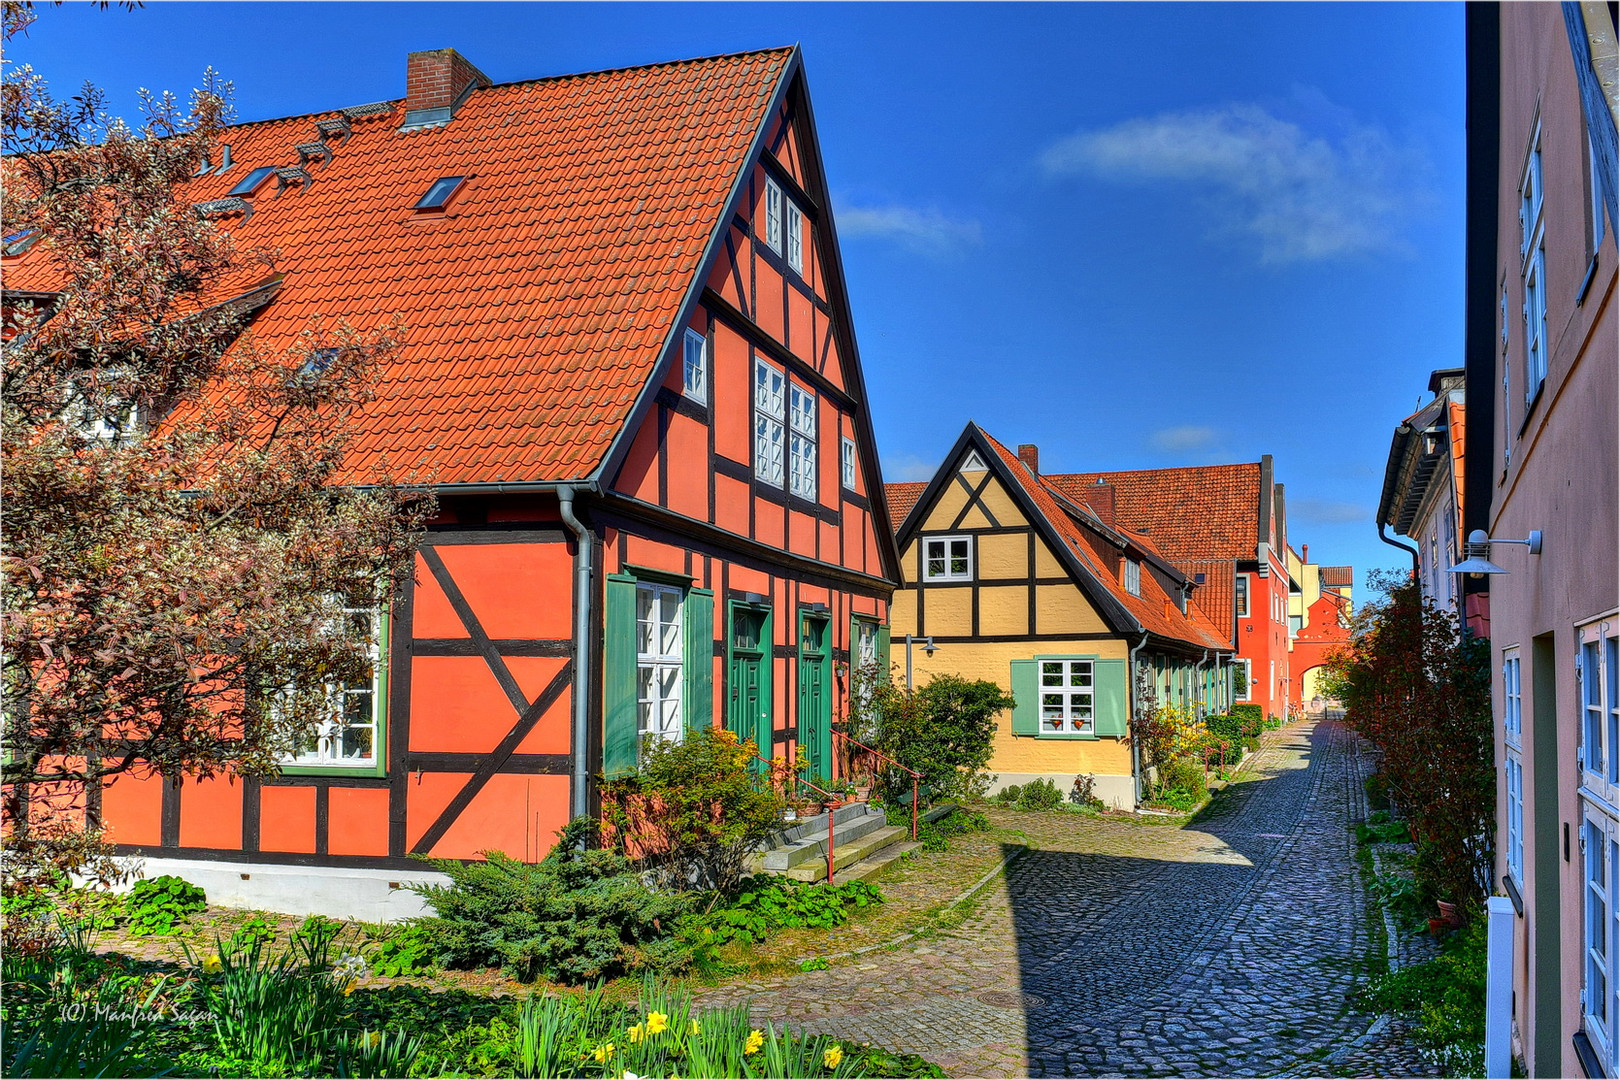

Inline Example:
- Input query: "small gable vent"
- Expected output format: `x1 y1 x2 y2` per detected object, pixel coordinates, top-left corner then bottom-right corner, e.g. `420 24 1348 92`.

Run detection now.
194 197 253 222
960 449 988 472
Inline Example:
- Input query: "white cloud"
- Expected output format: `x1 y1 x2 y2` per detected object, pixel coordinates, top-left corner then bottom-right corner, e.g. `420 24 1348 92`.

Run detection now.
1292 497 1369 525
1150 425 1222 453
1040 103 1426 262
837 205 983 257
883 455 938 483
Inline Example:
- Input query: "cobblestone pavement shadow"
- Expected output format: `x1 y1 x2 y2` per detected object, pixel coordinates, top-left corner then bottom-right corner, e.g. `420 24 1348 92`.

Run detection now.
696 718 1440 1078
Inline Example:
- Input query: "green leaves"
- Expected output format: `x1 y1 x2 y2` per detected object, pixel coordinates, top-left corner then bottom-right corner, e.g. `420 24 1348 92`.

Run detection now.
870 674 1011 805
683 878 884 947
122 875 205 936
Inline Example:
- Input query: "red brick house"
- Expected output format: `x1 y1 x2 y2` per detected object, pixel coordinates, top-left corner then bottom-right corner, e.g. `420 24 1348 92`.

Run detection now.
3 46 901 917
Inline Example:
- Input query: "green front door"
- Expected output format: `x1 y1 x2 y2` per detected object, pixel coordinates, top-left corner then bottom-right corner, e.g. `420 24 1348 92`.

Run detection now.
727 604 771 755
798 614 831 783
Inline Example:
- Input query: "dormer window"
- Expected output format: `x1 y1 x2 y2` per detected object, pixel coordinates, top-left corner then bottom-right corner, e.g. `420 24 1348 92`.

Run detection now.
415 175 466 211
227 166 276 197
1123 559 1141 597
923 536 972 582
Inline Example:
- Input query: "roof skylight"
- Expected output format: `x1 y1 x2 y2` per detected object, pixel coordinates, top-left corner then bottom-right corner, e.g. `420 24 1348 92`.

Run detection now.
2 229 40 256
227 165 277 197
414 176 466 211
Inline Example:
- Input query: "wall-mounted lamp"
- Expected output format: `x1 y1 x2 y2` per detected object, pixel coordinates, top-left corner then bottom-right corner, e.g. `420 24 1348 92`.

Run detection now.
904 634 938 689
1446 529 1543 575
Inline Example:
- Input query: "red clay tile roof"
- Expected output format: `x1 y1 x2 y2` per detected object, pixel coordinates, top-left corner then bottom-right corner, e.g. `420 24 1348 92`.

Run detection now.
1175 559 1237 645
1046 463 1261 563
1319 566 1354 588
3 48 795 485
1448 399 1466 539
977 432 1229 651
885 482 927 525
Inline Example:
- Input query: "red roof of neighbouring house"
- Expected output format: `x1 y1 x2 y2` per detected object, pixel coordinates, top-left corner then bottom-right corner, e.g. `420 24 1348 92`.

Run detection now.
1045 463 1261 562
885 482 927 524
1320 565 1354 588
3 48 795 486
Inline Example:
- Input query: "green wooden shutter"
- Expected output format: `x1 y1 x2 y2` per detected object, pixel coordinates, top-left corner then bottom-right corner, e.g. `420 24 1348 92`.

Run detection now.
876 624 891 684
1010 659 1038 735
683 588 714 734
1093 657 1128 737
603 575 639 777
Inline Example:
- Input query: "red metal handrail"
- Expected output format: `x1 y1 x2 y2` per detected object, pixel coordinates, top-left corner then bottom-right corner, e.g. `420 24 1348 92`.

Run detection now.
832 730 919 842
752 752 843 884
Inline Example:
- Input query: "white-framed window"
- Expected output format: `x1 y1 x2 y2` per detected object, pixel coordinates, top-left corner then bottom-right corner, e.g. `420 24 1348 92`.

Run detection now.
1501 280 1513 467
786 200 805 273
841 436 857 490
1580 622 1620 806
922 536 972 582
1122 559 1141 597
1038 659 1094 734
1505 749 1524 887
764 179 783 254
1235 658 1253 702
284 601 385 769
635 582 684 744
682 328 707 404
1521 124 1548 404
1503 649 1523 746
753 357 785 488
1235 574 1250 618
788 383 817 501
1582 805 1620 1073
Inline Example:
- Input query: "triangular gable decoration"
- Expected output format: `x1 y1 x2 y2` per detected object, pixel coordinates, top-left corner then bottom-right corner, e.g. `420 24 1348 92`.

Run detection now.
960 449 989 473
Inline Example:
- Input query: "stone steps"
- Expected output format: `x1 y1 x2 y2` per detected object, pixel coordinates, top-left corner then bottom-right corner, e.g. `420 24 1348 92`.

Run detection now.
762 807 891 871
783 824 910 883
749 802 918 883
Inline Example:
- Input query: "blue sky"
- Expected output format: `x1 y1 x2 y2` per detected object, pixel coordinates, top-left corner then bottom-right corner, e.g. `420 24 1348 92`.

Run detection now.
10 2 1465 586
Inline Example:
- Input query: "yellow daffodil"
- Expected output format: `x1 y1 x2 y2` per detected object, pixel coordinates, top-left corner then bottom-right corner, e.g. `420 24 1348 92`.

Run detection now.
364 1031 382 1049
744 1029 764 1055
627 1023 645 1044
592 1042 616 1063
689 1019 701 1036
201 954 223 973
823 1045 844 1070
645 1011 668 1035
343 984 356 996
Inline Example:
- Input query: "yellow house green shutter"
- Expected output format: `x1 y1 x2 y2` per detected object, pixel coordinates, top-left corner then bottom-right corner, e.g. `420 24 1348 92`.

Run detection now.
603 575 638 777
683 588 714 734
1093 657 1128 737
1010 659 1038 735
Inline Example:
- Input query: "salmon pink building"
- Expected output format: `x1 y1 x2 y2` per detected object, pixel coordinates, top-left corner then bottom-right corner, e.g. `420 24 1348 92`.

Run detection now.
2 46 901 918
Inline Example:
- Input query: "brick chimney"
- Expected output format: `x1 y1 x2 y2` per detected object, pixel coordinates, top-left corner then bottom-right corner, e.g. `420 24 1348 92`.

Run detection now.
1078 481 1115 526
1017 444 1039 476
402 48 491 130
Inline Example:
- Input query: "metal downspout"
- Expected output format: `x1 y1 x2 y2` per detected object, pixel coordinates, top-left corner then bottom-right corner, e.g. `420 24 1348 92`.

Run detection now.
1377 521 1421 577
1128 630 1150 806
1196 649 1210 718
557 485 594 822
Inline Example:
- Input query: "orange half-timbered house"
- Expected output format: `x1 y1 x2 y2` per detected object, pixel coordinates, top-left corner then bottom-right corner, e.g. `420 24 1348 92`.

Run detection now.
3 46 900 917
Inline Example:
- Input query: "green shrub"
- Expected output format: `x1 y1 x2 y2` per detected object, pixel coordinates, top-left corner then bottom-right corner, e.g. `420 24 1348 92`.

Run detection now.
685 877 882 947
1158 757 1207 800
872 674 1014 805
1364 918 1486 1075
1205 712 1242 741
600 726 784 893
363 921 440 978
1068 774 1105 810
993 784 1022 804
123 875 206 936
916 807 990 852
1015 778 1064 812
1355 810 1413 846
414 818 693 984
1230 703 1263 726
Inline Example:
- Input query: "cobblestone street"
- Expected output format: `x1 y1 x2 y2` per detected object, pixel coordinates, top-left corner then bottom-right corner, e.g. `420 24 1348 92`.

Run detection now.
697 718 1439 1078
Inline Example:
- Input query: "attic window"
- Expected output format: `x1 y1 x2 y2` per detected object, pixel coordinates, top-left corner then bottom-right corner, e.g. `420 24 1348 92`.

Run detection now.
415 176 466 211
1123 559 1141 597
291 348 339 387
227 165 277 197
960 449 988 472
3 229 40 256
